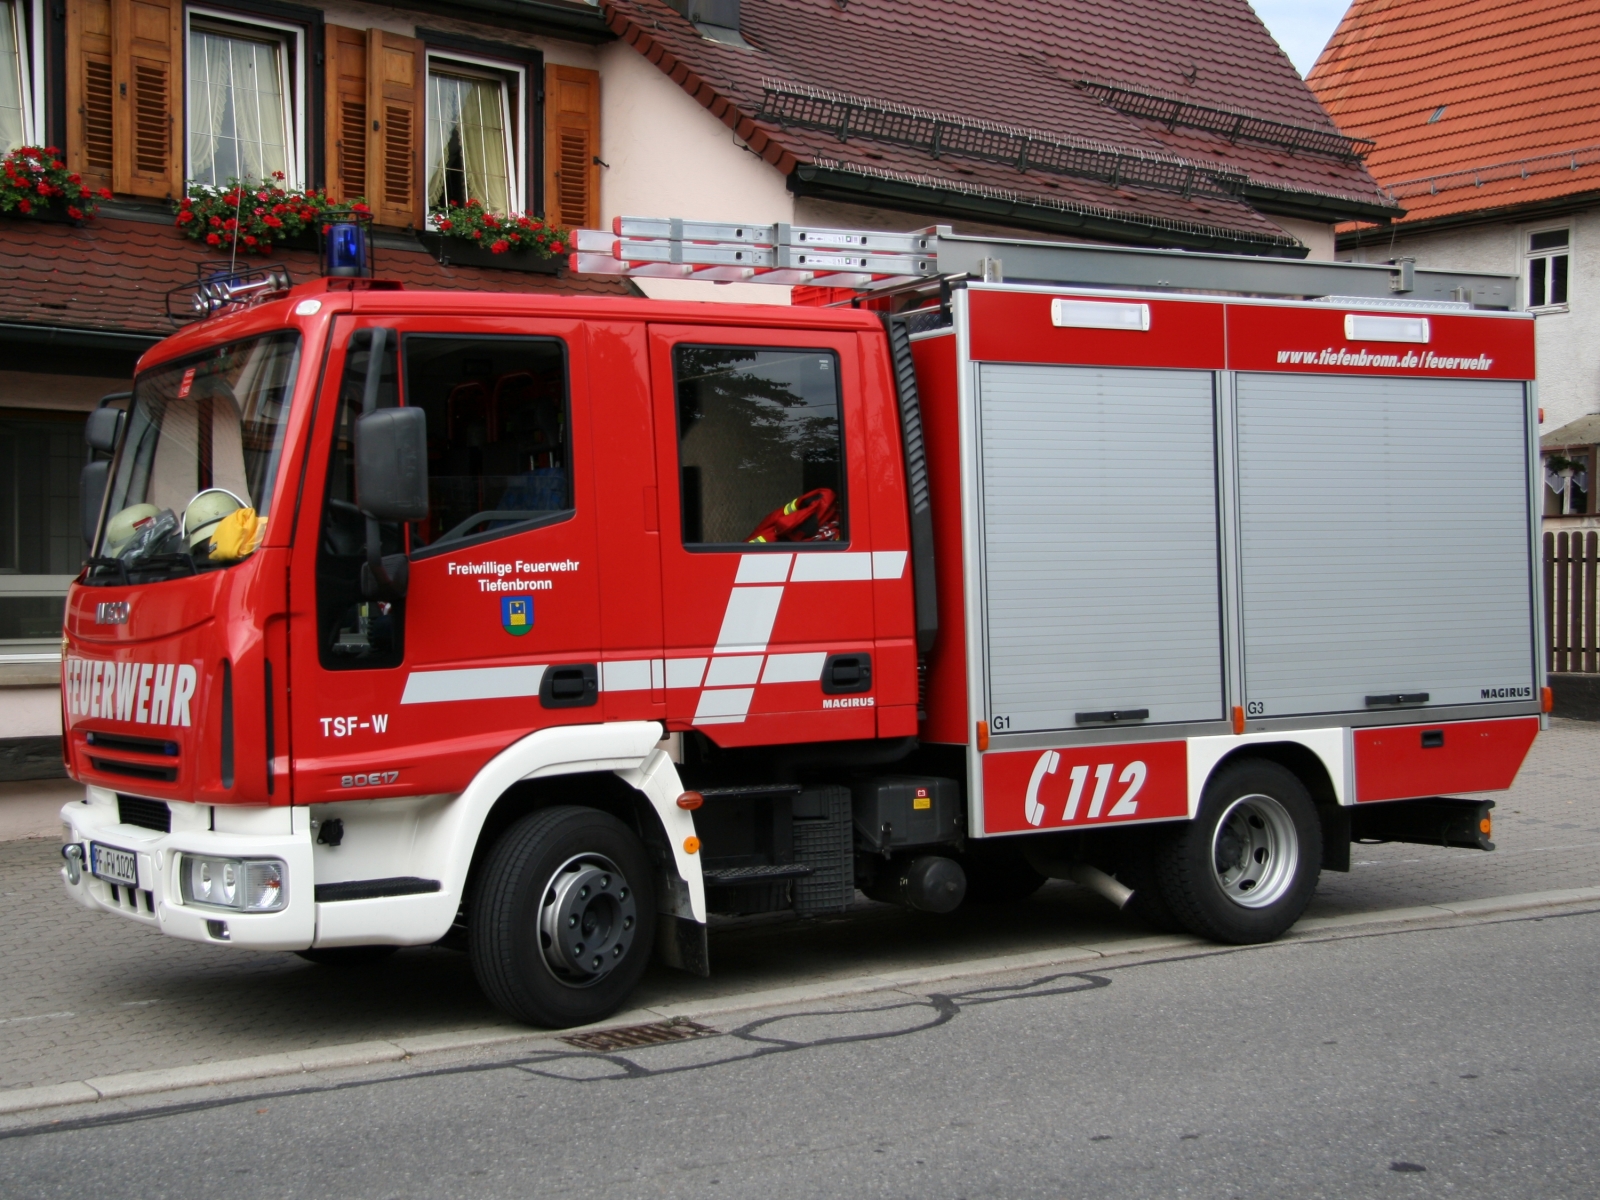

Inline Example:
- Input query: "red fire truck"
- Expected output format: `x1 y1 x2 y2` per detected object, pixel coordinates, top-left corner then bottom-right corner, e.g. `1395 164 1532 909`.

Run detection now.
58 221 1545 1028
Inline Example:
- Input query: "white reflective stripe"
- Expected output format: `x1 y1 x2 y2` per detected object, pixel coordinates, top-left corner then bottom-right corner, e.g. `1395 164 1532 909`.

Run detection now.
761 651 827 683
735 553 792 584
789 552 873 582
694 687 754 723
651 658 666 689
401 665 546 704
704 655 765 686
714 586 784 653
666 657 708 689
600 660 654 692
872 550 908 580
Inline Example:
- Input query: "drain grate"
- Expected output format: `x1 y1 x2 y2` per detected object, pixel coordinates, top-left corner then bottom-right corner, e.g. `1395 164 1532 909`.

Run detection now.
559 1018 717 1052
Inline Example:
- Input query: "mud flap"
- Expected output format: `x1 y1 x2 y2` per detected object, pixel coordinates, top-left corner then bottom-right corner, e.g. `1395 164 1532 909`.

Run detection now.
655 914 710 977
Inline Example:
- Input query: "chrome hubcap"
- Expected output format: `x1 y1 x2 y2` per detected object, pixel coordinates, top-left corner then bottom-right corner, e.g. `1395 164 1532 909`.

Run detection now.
538 854 637 987
1211 793 1298 909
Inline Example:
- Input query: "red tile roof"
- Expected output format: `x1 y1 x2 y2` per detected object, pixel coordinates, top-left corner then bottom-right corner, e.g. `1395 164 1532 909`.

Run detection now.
603 0 1395 248
0 213 632 341
1308 0 1600 226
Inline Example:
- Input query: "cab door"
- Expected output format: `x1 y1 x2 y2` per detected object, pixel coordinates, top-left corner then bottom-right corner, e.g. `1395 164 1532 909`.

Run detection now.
647 325 879 746
288 315 599 803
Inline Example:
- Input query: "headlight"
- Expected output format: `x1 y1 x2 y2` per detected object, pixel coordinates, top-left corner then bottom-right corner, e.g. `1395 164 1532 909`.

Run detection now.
180 856 286 912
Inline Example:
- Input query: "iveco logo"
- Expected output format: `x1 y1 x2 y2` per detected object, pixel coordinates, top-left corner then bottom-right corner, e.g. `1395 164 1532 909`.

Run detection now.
95 601 129 625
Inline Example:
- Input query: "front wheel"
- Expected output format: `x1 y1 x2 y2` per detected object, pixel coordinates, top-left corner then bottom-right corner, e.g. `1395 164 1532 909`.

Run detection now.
1153 760 1321 944
469 806 656 1028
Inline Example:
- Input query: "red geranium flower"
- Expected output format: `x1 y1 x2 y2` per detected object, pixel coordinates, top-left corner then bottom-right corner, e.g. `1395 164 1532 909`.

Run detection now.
490 239 510 254
66 205 82 219
205 232 221 245
18 198 30 213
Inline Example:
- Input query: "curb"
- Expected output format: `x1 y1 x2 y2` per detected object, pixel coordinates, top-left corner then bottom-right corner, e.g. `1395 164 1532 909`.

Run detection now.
3 885 1598 1119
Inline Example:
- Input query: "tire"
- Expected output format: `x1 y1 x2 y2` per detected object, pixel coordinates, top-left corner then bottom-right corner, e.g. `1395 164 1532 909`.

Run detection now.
469 806 656 1028
1153 760 1321 944
1113 844 1185 934
958 841 1047 905
294 945 399 966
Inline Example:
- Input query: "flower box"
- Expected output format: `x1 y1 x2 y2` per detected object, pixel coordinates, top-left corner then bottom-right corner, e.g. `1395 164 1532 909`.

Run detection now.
417 231 562 274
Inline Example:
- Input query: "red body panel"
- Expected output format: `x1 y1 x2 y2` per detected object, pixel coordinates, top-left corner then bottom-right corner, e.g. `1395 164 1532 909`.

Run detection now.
1225 304 1535 379
1353 717 1539 803
983 740 1188 834
910 332 968 746
968 289 1225 369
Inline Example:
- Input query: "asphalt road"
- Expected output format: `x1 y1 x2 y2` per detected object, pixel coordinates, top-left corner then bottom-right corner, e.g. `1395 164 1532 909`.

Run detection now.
3 904 1598 1199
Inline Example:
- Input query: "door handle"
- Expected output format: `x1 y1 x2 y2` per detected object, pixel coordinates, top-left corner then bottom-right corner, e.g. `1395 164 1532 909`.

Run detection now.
822 653 872 695
541 663 598 708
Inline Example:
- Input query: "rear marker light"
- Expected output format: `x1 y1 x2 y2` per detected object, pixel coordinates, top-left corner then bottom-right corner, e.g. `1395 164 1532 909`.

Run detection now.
1541 686 1554 713
1051 298 1150 331
1232 705 1246 735
676 791 704 810
976 721 990 752
1480 817 1493 836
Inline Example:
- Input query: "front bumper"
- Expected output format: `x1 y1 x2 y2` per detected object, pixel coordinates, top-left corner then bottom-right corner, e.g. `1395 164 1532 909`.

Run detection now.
60 788 315 951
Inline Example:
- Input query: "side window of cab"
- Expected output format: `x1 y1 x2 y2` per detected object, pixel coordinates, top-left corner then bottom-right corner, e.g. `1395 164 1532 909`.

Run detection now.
315 332 572 670
672 345 846 548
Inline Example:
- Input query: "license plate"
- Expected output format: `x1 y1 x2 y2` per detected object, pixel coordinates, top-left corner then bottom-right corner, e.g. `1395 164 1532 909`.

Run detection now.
90 842 138 887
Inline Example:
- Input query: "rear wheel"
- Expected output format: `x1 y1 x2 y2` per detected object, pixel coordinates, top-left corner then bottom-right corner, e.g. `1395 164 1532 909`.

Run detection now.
1154 760 1321 944
470 806 656 1028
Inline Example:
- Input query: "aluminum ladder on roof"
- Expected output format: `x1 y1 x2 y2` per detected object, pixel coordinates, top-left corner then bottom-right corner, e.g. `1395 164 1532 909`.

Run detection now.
569 217 1517 309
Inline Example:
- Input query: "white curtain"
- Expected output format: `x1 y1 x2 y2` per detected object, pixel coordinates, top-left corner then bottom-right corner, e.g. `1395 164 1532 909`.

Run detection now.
188 29 289 186
427 70 512 213
0 2 29 152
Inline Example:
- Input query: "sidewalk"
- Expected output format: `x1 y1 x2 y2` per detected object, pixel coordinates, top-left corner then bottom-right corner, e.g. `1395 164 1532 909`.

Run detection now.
0 719 1593 1100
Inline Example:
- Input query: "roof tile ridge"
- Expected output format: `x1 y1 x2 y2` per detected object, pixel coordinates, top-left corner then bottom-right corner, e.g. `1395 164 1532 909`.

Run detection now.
758 77 1250 180
803 155 1300 248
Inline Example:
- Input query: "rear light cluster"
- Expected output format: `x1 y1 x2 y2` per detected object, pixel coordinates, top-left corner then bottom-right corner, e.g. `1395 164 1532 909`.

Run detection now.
180 856 287 912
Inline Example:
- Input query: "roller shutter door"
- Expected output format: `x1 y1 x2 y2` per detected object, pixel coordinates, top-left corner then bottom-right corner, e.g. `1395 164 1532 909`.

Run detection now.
1235 373 1534 718
978 364 1224 734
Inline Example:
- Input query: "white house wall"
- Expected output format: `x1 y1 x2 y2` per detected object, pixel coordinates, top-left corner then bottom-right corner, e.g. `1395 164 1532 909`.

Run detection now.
598 41 796 305
1344 208 1600 433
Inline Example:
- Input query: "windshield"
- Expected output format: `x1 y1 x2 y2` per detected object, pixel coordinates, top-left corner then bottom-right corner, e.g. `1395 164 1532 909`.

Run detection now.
89 332 301 583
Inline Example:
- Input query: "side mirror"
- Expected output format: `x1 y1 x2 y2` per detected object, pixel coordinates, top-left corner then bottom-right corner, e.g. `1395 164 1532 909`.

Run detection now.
80 460 109 548
84 405 124 454
354 406 429 522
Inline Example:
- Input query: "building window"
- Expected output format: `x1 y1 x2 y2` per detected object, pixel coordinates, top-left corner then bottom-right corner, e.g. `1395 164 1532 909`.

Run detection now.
426 54 522 213
0 409 86 646
186 12 303 187
0 0 38 152
673 346 847 547
1528 228 1570 309
1544 449 1590 516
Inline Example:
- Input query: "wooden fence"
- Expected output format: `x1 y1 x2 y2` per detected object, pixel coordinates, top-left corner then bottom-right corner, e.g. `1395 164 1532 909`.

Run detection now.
1545 531 1600 673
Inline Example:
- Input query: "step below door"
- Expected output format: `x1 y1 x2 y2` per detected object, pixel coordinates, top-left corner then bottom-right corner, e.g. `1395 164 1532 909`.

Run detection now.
977 363 1225 736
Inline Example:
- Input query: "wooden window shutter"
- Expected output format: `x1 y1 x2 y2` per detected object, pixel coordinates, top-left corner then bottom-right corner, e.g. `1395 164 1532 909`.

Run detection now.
66 0 116 193
324 26 368 205
116 0 182 197
365 30 423 228
544 65 599 229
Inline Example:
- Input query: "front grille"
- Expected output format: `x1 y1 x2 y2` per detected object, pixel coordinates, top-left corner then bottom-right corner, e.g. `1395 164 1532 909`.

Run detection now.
93 758 178 783
87 730 179 756
117 794 172 832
